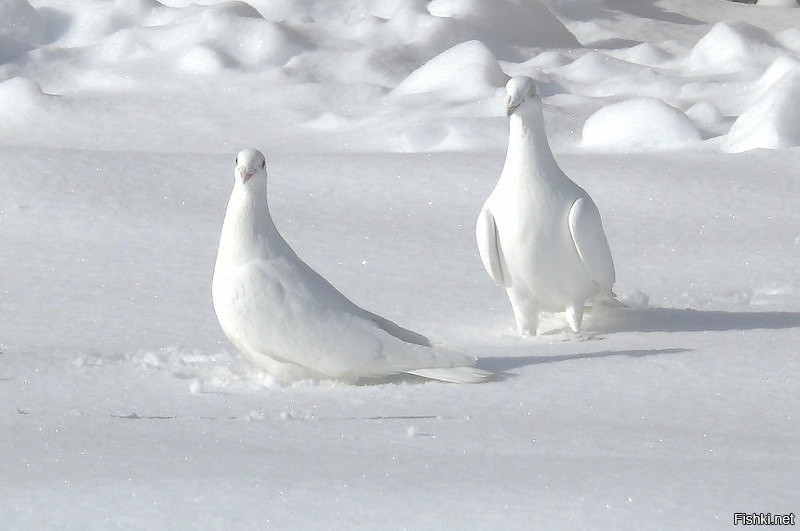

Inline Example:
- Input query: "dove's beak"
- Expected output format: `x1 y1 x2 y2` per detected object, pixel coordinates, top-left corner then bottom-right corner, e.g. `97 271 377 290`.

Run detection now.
237 166 255 183
506 100 520 117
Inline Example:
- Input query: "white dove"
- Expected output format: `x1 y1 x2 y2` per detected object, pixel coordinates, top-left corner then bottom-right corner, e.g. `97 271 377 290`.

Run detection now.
212 149 490 384
476 76 617 335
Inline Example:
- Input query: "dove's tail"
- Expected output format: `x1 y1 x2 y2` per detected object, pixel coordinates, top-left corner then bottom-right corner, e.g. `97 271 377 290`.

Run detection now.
404 366 493 384
594 289 627 308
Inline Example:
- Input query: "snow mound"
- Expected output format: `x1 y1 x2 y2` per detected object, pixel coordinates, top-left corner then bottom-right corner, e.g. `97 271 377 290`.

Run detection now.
724 66 800 152
777 27 800 53
688 22 783 73
44 1 307 68
94 31 152 63
393 40 505 99
178 45 230 74
222 21 307 66
756 0 797 6
201 1 264 19
686 101 726 133
607 43 672 66
380 1 457 49
557 51 644 83
582 98 702 152
756 55 800 91
158 11 308 67
395 116 504 152
0 76 49 116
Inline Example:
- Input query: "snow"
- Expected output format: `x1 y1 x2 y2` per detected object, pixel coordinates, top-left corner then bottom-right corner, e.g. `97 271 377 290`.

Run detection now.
687 21 783 73
1 0 798 529
758 0 798 7
582 98 702 152
725 65 800 152
392 40 504 100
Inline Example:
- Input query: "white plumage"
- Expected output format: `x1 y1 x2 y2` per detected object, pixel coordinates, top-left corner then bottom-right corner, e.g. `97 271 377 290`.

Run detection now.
212 149 490 384
476 76 617 335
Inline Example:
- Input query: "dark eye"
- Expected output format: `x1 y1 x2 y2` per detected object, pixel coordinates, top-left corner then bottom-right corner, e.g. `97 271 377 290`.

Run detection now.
235 157 238 165
261 159 265 168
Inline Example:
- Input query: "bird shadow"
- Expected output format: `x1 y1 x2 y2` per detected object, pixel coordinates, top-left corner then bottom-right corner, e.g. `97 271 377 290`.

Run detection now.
590 307 800 334
478 347 691 373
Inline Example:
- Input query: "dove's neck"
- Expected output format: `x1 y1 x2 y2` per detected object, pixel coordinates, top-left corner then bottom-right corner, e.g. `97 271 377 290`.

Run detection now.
502 104 562 188
217 181 284 265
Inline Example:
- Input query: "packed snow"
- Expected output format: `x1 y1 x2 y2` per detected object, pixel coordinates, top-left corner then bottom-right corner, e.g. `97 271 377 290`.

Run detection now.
1 0 798 529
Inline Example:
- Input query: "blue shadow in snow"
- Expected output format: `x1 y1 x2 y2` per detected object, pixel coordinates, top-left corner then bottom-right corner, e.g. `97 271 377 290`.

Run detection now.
593 307 800 334
478 347 691 373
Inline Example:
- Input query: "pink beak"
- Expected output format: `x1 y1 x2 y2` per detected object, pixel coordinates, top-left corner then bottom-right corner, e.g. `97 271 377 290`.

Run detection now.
237 166 255 183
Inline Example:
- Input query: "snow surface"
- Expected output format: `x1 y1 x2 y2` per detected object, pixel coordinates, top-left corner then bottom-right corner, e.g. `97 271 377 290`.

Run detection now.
1 0 799 529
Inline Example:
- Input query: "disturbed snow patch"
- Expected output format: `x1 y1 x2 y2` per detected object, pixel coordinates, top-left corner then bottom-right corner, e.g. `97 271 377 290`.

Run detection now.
130 346 282 391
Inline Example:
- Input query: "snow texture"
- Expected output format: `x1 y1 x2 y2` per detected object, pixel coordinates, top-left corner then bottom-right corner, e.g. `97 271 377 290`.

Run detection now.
1 0 799 529
582 98 702 152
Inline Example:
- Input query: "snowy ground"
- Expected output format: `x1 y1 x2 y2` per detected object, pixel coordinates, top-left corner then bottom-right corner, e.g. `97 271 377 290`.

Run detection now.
1 0 799 529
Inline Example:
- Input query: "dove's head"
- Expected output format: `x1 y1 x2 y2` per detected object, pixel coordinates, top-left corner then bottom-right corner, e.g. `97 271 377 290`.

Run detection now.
234 148 267 186
505 76 540 117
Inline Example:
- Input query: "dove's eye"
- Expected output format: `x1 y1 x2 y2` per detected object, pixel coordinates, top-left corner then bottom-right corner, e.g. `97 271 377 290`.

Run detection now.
261 159 265 168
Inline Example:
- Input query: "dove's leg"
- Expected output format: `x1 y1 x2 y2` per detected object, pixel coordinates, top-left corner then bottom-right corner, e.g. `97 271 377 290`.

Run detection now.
566 304 585 333
506 288 539 335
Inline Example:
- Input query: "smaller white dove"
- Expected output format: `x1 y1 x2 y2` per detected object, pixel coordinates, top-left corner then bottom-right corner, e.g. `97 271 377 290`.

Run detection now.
476 76 618 335
212 149 491 384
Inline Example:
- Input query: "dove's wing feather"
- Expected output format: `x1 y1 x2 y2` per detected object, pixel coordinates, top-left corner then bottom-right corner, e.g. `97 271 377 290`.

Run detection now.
234 254 480 380
476 204 510 287
568 197 615 290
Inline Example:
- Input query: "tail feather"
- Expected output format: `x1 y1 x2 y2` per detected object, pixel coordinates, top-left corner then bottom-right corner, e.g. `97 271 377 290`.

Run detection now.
405 366 493 384
594 289 627 308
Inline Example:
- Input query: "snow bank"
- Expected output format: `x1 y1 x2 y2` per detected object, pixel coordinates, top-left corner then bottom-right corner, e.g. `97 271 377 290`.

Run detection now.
154 9 310 67
2 0 800 154
582 98 702 152
427 0 579 57
178 45 230 74
686 101 728 136
557 51 644 84
688 22 784 72
757 55 800 91
607 43 672 67
756 0 797 6
393 40 505 99
777 27 800 53
725 66 800 152
33 1 309 69
0 76 50 121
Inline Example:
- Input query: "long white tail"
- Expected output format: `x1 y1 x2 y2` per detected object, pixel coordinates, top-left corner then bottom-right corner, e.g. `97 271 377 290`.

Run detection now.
405 366 493 384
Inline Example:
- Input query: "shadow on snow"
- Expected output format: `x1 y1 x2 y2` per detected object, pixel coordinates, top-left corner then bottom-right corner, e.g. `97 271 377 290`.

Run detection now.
478 347 691 373
591 307 800 334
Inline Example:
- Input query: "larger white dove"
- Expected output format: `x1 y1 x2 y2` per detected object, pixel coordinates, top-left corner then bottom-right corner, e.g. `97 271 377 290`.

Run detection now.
476 76 617 335
212 149 490 384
